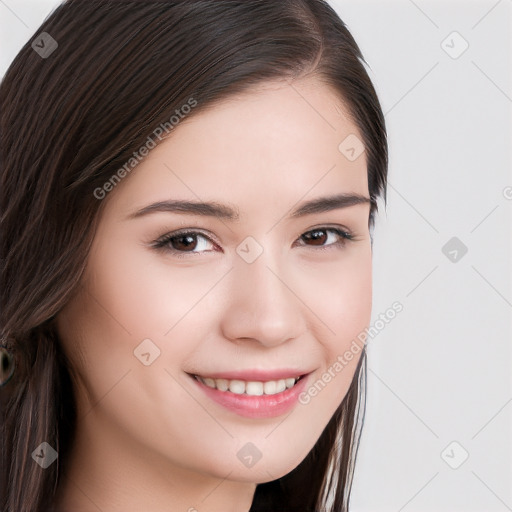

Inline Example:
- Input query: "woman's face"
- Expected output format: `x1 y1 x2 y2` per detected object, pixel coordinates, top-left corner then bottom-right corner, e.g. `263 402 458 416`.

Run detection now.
56 76 372 486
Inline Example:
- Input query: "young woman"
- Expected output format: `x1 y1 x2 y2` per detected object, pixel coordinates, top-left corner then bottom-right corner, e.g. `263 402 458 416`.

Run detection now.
0 0 388 510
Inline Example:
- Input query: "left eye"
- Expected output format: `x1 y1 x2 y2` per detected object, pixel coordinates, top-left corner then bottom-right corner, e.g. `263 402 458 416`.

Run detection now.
296 227 353 249
153 227 353 257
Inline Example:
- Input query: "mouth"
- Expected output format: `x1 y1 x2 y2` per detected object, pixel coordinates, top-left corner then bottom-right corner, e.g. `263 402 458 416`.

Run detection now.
192 374 305 396
187 371 311 419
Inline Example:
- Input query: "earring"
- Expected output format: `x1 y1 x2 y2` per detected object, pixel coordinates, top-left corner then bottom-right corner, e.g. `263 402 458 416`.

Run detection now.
0 346 15 387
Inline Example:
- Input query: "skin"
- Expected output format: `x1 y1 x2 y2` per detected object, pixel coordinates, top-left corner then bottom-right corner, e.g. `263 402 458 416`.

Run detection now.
53 75 372 512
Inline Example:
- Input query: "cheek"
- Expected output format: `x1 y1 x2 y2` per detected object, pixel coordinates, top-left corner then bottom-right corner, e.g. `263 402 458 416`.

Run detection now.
65 237 231 406
296 243 372 351
290 243 371 413
85 235 225 340
333 248 372 344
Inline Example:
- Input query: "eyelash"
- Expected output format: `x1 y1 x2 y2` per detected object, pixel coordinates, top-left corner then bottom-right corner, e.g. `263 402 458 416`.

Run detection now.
152 227 355 259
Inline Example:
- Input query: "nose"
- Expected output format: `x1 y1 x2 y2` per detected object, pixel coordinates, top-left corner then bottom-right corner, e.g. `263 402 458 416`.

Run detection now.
219 250 306 348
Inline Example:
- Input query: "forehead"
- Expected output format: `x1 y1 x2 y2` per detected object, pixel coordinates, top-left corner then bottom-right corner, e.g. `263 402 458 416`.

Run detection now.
107 76 368 219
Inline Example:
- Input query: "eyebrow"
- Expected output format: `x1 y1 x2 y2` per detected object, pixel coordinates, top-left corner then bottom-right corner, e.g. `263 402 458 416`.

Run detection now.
125 193 372 221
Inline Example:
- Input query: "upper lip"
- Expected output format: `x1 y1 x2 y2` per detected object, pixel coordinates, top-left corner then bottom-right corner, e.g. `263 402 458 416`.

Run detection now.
189 369 312 381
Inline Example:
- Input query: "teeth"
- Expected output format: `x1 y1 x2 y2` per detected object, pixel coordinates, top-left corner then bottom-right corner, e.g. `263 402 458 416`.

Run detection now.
263 380 276 395
246 381 263 396
196 375 301 396
276 379 286 393
203 377 216 388
285 377 296 389
229 380 245 395
216 378 229 391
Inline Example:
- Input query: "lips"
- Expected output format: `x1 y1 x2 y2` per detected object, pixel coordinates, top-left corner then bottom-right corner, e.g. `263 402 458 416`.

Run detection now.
189 370 312 419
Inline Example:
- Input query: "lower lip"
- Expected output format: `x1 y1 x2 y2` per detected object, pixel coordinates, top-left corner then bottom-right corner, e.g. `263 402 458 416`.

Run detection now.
191 374 310 419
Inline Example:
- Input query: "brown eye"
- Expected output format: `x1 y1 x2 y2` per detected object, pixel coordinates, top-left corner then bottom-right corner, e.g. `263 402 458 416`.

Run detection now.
153 226 354 259
298 228 353 249
302 229 328 246
154 230 216 256
170 233 199 252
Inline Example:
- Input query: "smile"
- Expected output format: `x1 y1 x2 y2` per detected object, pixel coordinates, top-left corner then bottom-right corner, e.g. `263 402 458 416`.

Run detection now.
193 375 302 396
189 371 311 419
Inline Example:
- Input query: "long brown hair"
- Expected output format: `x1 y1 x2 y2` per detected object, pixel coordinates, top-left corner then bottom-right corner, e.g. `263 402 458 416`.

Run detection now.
0 1 387 510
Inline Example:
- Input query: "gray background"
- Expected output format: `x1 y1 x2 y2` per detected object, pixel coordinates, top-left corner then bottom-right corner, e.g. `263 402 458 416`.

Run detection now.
1 1 511 511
